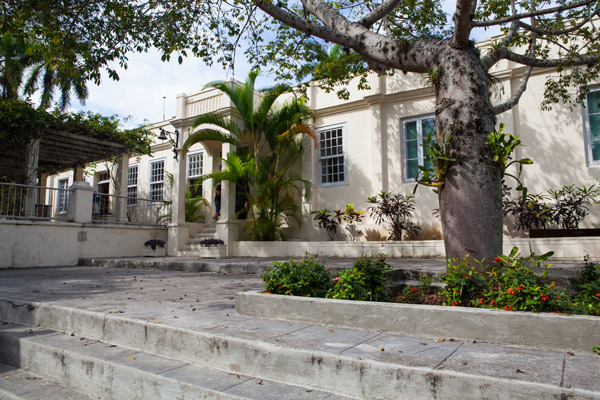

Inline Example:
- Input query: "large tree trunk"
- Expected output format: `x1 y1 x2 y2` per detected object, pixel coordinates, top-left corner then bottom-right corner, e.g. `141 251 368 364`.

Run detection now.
433 44 503 265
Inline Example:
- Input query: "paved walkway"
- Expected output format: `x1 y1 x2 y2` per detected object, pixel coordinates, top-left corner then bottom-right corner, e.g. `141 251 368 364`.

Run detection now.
0 260 598 399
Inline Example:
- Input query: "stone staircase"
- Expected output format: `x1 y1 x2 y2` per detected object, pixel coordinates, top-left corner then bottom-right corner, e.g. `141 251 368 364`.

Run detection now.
177 223 228 258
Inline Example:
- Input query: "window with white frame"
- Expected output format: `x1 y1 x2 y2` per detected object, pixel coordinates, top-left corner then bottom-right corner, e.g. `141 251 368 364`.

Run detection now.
149 159 165 201
402 115 435 182
57 178 69 214
127 164 138 205
316 124 347 186
584 88 600 165
187 151 204 198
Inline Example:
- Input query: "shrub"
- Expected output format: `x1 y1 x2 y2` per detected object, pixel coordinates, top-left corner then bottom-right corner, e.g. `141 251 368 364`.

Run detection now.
483 248 572 312
263 257 333 297
571 256 600 316
367 191 420 240
311 209 343 240
439 256 487 307
328 255 392 301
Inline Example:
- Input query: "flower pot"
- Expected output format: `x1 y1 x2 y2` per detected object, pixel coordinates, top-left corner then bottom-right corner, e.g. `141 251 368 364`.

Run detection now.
142 246 166 257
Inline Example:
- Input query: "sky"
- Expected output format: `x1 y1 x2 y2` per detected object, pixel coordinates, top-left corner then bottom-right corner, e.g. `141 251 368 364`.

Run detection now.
70 4 500 129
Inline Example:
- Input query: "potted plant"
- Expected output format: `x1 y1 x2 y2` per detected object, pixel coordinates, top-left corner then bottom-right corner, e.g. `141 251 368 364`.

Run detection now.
143 239 166 257
199 238 225 246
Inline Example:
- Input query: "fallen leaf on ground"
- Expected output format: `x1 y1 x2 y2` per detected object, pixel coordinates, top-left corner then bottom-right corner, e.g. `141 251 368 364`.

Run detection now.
419 342 427 345
449 338 456 342
328 329 335 333
516 369 525 373
380 346 385 351
109 345 117 348
567 351 575 356
256 380 263 385
306 390 313 393
462 361 468 365
437 338 445 342
127 356 136 360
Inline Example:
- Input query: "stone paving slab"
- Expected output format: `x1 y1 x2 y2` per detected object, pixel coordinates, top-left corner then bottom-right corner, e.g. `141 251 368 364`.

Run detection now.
0 265 598 399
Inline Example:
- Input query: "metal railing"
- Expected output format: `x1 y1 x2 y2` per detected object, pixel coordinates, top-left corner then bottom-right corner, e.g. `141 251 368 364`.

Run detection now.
92 192 171 226
0 182 72 221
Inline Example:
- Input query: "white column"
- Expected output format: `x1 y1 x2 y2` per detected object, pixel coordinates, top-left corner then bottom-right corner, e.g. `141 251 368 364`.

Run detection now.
115 153 130 222
167 146 189 255
67 182 94 223
215 142 239 254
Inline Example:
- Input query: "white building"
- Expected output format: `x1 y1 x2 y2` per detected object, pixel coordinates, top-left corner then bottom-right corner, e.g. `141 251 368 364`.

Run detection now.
46 38 600 257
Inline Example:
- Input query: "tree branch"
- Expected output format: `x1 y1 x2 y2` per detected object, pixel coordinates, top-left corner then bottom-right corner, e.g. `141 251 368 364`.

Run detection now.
481 0 519 70
452 0 477 48
472 0 595 27
497 48 598 67
493 66 533 114
358 0 404 28
515 10 600 36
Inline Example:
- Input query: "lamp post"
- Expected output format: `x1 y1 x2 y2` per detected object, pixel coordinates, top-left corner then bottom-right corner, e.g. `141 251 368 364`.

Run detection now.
158 128 179 160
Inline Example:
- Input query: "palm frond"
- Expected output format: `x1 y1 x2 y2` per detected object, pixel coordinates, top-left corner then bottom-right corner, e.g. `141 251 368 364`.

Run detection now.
183 129 237 150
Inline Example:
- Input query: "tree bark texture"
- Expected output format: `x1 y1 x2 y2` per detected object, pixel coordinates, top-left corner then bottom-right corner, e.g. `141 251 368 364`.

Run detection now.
433 44 503 265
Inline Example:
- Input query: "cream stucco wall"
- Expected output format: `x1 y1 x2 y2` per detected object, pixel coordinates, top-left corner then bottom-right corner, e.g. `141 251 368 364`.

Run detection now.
0 220 167 268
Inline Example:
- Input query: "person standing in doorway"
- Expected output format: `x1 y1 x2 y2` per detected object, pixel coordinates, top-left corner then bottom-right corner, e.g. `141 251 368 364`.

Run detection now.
212 183 221 221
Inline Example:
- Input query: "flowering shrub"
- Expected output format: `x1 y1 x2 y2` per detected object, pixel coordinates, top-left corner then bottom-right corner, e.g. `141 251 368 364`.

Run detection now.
401 275 434 304
480 248 572 312
263 257 333 297
571 256 600 316
327 255 392 301
439 256 487 307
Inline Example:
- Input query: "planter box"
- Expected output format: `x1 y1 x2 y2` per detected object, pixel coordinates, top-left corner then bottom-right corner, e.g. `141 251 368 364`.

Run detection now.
529 228 600 238
142 246 166 257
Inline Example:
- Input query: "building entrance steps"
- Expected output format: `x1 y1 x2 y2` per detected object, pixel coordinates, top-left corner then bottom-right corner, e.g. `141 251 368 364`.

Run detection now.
0 266 598 399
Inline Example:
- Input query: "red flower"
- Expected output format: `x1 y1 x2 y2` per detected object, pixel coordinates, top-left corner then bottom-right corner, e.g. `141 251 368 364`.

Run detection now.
479 298 484 304
596 293 600 298
265 291 270 294
540 294 549 301
507 288 515 295
411 287 418 292
333 277 340 282
462 274 467 277
494 257 501 262
504 305 512 311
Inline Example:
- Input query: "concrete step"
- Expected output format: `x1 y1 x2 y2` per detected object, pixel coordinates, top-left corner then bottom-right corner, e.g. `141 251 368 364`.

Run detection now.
0 320 350 400
1 298 599 399
0 361 96 400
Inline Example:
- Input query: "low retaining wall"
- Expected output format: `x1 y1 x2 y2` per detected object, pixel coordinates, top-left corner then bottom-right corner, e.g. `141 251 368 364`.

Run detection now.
0 220 167 268
236 291 600 353
230 237 600 261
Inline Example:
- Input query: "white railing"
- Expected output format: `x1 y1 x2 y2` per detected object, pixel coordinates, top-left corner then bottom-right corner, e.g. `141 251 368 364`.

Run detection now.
186 94 223 117
92 192 171 226
0 182 72 221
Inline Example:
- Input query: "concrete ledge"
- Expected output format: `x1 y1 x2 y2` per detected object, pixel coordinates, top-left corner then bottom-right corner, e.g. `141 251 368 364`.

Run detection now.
235 291 600 353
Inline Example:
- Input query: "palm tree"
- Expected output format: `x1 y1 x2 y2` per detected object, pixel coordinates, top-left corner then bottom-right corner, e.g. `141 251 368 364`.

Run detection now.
0 33 88 110
184 70 315 240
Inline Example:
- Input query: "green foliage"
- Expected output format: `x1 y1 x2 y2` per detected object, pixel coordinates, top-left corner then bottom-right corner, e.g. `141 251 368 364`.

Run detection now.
312 204 365 241
486 123 533 194
311 209 343 241
571 256 600 316
328 256 392 302
593 345 600 356
482 248 571 313
440 256 488 307
547 185 600 230
367 192 420 240
402 275 434 304
504 184 600 231
415 132 455 191
263 257 333 297
185 71 315 241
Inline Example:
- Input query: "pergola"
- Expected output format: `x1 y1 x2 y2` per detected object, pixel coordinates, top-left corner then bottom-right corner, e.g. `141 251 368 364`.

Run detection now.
0 129 129 182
